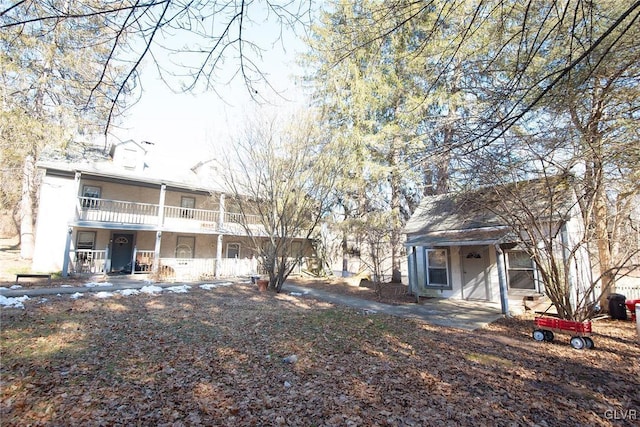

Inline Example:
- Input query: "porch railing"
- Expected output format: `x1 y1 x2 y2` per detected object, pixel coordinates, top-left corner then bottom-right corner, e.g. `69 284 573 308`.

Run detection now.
77 197 260 228
79 197 160 225
72 249 107 274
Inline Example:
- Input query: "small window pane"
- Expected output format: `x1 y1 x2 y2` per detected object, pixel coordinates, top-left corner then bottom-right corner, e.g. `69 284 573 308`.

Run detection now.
509 270 535 289
428 250 447 268
428 268 448 285
509 251 532 269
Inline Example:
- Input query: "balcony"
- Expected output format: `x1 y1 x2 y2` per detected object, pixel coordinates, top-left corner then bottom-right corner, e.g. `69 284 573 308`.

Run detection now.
77 197 262 231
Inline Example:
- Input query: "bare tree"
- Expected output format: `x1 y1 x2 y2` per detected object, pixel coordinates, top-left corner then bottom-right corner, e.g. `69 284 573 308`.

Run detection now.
1 0 314 131
220 107 341 292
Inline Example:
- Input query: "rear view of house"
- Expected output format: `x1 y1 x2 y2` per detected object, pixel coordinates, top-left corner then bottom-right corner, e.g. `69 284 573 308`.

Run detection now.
31 140 314 281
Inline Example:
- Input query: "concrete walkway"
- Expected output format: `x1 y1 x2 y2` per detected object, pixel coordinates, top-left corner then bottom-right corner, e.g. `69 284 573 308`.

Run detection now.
1 278 505 331
284 283 505 331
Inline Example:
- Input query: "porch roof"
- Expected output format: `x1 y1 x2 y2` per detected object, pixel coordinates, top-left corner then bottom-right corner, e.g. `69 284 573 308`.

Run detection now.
405 226 513 247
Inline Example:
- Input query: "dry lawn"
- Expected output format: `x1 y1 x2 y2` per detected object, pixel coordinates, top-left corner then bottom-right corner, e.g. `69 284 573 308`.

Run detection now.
1 238 639 426
1 282 639 426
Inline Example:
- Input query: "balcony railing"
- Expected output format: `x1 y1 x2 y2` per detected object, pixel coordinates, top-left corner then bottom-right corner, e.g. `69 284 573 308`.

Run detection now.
79 197 160 225
77 197 260 229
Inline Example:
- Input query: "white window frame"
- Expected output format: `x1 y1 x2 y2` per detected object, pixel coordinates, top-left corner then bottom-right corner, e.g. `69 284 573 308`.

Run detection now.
82 185 101 208
423 248 450 289
180 196 195 218
506 251 536 290
226 243 240 259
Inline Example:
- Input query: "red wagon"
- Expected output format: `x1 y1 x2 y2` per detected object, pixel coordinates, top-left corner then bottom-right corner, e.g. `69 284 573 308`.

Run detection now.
533 316 594 350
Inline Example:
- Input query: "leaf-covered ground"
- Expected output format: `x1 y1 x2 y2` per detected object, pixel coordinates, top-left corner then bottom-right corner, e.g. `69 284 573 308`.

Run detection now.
1 281 639 426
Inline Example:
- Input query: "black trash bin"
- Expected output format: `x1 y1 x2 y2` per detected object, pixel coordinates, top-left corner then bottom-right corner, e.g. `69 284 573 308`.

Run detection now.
608 293 627 320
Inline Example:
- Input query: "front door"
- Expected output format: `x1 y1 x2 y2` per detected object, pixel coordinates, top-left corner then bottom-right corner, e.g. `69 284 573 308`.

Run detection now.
111 233 134 273
462 245 490 300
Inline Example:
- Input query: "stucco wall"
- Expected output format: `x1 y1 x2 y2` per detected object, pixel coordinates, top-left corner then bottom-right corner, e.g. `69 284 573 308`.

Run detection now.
32 173 77 272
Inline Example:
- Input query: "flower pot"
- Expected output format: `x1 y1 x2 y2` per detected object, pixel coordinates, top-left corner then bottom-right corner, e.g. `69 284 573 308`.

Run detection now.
256 279 269 292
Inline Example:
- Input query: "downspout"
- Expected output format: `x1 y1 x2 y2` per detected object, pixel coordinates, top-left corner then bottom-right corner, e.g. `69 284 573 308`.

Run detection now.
495 244 510 316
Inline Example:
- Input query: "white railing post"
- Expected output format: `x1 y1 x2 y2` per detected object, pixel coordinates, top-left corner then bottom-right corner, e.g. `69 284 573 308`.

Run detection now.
105 245 111 273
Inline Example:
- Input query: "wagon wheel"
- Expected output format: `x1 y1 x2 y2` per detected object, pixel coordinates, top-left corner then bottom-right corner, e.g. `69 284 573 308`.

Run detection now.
583 337 594 349
570 336 586 350
532 330 546 341
543 331 554 342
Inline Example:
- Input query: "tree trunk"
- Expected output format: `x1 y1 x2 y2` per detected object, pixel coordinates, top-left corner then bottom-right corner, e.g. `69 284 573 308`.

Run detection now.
595 184 615 310
20 155 35 260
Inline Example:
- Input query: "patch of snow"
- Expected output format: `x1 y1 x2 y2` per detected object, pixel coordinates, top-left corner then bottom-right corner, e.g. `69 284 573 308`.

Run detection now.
166 285 191 293
10 284 22 289
70 292 84 299
38 298 48 304
199 283 218 290
290 292 303 296
84 282 113 288
140 285 163 294
0 295 30 309
60 284 73 288
0 286 8 290
217 281 233 286
117 289 140 296
94 291 114 298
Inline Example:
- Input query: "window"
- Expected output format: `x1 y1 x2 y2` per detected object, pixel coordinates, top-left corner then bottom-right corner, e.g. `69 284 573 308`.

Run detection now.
227 243 240 258
82 185 101 208
424 249 449 288
76 231 95 263
176 236 195 258
122 148 138 169
77 231 95 250
180 196 195 218
507 251 535 289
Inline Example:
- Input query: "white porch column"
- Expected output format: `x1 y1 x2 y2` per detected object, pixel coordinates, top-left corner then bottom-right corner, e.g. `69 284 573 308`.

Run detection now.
218 193 225 228
495 244 510 316
215 234 223 278
62 227 73 277
158 184 166 226
153 231 162 274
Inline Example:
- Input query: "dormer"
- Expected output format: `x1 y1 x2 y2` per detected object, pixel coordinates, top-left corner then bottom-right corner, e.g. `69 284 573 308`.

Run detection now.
109 140 147 171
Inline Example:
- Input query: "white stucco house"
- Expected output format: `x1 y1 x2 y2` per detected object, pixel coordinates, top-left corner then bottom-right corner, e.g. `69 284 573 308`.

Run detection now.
31 140 315 281
404 177 593 315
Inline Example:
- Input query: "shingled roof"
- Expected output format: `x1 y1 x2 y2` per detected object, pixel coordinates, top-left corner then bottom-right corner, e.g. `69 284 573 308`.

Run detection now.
404 175 577 247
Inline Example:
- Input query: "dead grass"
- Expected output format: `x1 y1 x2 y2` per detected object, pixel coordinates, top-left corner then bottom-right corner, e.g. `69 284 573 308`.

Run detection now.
1 283 639 426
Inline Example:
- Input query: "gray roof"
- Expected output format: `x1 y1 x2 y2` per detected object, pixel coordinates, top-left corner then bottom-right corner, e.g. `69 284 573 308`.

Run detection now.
404 176 576 247
37 155 229 195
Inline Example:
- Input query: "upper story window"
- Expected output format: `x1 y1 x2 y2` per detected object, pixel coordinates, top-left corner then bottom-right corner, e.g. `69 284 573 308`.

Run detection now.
122 148 138 170
82 185 101 208
507 251 536 289
424 248 450 288
181 196 195 218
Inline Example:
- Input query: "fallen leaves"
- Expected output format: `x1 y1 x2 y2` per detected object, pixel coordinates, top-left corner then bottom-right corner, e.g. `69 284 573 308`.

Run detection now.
0 282 639 426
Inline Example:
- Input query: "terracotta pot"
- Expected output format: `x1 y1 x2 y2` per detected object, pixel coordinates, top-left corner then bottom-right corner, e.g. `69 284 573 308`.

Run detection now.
256 279 269 292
